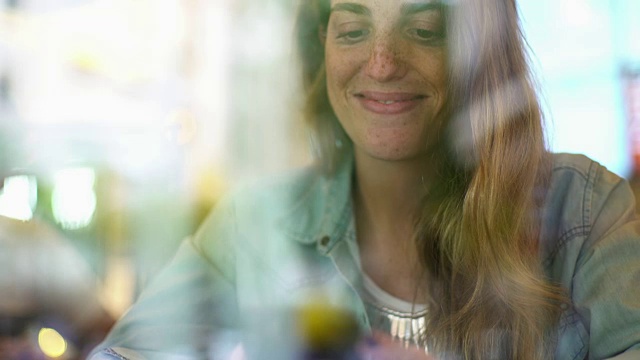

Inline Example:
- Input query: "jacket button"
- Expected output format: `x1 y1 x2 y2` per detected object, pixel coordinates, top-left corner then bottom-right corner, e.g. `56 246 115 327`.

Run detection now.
320 236 330 246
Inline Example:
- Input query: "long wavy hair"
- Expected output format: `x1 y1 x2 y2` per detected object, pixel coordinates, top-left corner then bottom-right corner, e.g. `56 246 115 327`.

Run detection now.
295 0 565 359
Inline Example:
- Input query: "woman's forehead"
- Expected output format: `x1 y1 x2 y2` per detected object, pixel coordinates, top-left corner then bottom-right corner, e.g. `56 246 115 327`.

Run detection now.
329 0 442 7
328 0 445 17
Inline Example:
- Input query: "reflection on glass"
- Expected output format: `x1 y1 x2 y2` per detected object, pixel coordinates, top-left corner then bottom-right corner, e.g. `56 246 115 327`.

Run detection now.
52 167 96 230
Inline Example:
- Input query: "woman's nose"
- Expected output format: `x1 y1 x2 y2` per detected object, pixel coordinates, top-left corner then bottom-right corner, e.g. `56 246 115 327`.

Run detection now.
364 37 407 82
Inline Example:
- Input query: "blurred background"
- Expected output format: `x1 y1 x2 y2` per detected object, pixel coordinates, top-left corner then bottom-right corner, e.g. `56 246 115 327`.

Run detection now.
0 0 638 358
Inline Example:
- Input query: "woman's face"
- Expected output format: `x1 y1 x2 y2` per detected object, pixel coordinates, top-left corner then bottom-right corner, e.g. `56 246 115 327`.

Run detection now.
325 0 448 162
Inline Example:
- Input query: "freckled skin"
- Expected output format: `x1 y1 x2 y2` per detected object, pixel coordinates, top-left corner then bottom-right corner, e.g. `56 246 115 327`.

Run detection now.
325 0 448 162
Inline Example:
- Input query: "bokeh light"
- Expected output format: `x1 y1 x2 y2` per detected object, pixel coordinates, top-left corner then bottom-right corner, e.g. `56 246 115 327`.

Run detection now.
0 175 37 221
51 167 96 230
38 327 67 358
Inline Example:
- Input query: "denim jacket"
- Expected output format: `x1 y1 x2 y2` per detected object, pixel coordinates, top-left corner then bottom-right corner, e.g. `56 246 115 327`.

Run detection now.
90 153 640 360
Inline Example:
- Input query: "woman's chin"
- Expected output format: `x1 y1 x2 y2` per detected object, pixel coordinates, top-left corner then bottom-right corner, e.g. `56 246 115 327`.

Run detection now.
356 142 427 163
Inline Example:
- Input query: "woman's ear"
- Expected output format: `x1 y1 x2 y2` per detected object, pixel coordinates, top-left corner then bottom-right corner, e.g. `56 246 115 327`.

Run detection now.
318 26 327 46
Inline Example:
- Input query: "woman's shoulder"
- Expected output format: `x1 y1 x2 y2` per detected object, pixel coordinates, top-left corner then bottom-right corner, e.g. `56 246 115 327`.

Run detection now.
542 153 633 258
546 159 640 360
212 165 328 224
542 152 637 272
206 158 351 236
548 152 628 198
193 163 342 254
546 152 633 224
552 152 613 177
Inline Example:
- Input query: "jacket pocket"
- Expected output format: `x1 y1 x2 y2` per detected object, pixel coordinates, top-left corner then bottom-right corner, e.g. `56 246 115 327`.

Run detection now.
555 307 589 360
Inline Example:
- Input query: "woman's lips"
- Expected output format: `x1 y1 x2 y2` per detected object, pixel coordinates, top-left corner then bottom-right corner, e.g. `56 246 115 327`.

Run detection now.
354 91 425 115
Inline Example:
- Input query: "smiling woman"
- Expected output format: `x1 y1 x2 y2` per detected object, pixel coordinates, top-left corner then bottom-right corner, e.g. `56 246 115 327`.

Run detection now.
324 1 448 162
89 0 640 359
298 0 565 358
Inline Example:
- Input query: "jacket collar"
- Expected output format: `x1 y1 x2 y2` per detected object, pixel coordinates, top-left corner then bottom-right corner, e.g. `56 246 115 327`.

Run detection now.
280 152 354 252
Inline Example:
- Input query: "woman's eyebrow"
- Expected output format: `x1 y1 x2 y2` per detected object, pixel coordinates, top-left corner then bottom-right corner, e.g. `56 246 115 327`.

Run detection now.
400 2 443 16
330 3 371 16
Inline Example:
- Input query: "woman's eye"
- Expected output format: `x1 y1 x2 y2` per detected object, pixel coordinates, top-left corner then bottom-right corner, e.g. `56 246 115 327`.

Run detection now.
407 28 445 44
337 29 370 42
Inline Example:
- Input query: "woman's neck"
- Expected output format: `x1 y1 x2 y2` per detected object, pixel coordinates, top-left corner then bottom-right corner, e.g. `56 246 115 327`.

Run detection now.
352 150 432 301
353 151 430 242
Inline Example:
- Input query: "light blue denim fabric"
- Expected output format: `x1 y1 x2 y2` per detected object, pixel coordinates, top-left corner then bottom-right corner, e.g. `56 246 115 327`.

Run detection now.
90 153 640 360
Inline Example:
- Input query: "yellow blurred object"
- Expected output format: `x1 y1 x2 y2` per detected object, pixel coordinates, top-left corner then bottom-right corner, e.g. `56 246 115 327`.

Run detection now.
70 50 104 74
296 301 360 352
100 256 135 319
38 327 67 358
193 167 227 227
